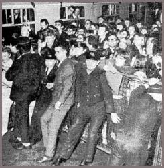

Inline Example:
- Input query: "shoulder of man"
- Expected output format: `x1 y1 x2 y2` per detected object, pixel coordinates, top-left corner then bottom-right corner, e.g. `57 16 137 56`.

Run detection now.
31 52 40 58
60 58 75 74
99 68 107 80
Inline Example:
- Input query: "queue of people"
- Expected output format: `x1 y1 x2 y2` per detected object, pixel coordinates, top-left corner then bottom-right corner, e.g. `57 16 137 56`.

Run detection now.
2 13 162 166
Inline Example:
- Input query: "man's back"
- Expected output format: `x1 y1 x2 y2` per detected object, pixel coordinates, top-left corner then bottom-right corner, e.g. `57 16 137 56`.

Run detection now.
6 52 44 101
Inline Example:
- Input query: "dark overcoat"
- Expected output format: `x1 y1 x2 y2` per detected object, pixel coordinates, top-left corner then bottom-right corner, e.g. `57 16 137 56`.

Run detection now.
6 52 44 102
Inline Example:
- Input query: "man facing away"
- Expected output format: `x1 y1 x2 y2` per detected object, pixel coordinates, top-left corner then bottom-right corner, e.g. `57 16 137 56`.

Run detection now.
6 37 44 149
52 49 120 166
37 44 76 163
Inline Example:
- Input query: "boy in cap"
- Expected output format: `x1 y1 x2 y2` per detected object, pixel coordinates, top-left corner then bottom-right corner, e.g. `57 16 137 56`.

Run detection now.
30 46 58 145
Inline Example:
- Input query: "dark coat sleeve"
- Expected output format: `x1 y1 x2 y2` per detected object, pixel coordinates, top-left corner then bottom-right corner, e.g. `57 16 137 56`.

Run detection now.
46 65 58 83
58 62 75 104
100 72 115 113
5 59 21 81
74 63 82 104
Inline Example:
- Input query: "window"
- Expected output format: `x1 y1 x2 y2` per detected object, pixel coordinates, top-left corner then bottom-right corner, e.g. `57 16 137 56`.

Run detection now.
22 9 26 22
129 3 138 22
129 3 137 13
78 6 84 17
2 9 12 24
60 6 85 19
13 9 21 24
2 8 35 25
27 8 35 21
2 8 35 45
60 7 66 19
102 4 119 16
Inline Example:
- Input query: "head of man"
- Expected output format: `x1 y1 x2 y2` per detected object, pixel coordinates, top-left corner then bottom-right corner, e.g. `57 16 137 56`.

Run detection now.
14 9 20 15
74 8 80 17
124 18 130 27
119 40 127 50
86 35 98 50
136 22 143 29
86 54 100 71
98 24 108 37
133 34 145 47
128 25 136 35
66 25 76 36
55 20 64 32
146 36 159 56
45 28 58 48
77 28 85 35
85 20 92 30
107 33 118 48
116 22 125 31
17 37 31 55
2 47 11 65
68 6 75 15
117 30 128 40
21 25 31 37
40 19 49 30
98 16 104 24
55 45 68 62
41 47 56 68
70 42 87 57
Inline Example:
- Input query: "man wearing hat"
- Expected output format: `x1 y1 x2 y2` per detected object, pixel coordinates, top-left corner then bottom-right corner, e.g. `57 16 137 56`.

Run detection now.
54 20 68 45
5 37 44 149
52 47 120 166
30 46 58 145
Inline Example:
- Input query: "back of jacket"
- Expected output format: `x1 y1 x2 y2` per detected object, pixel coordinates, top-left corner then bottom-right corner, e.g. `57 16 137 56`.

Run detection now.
6 53 44 101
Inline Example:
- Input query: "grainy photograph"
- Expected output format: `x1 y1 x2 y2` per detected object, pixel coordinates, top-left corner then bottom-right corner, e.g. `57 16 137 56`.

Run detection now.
1 1 162 166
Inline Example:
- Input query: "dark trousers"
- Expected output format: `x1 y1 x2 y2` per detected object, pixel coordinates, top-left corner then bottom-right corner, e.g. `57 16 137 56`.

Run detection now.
14 99 30 143
58 102 106 163
63 103 77 128
109 95 161 166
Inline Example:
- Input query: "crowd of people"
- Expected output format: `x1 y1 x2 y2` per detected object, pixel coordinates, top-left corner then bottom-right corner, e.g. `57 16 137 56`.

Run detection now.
2 11 162 166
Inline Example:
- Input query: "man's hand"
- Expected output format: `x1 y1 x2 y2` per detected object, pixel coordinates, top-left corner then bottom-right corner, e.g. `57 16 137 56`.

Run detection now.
55 101 61 110
46 83 53 89
148 78 159 86
77 103 80 108
111 132 116 140
111 113 121 123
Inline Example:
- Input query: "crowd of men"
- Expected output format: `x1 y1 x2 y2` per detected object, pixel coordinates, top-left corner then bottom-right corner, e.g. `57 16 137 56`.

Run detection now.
2 11 162 166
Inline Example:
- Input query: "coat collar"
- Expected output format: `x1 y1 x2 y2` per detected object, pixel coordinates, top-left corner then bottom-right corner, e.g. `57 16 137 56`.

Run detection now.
80 64 104 80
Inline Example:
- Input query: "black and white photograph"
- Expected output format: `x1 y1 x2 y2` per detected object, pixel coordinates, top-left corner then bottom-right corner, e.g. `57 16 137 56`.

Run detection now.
2 1 162 166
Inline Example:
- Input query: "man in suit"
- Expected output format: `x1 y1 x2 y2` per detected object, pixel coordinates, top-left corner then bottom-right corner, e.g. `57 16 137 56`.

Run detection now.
37 19 49 41
54 20 68 45
52 49 120 166
38 44 76 163
68 6 75 19
5 37 44 149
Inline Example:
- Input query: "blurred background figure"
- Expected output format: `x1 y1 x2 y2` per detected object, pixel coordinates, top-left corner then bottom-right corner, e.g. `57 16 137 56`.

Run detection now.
13 9 21 24
2 47 13 136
